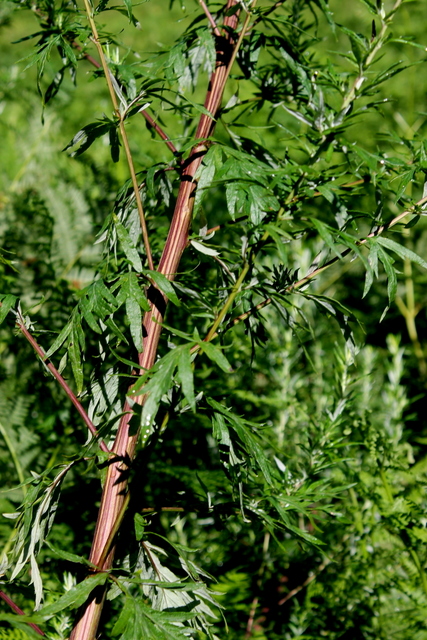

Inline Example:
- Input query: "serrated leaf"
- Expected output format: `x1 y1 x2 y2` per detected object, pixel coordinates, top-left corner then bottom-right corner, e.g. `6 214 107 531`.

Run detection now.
68 328 83 395
128 273 150 311
79 295 102 334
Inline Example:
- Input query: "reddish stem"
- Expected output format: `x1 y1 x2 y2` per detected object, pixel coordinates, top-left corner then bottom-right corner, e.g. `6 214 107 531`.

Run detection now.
0 590 45 636
16 316 109 454
140 110 180 157
70 3 241 638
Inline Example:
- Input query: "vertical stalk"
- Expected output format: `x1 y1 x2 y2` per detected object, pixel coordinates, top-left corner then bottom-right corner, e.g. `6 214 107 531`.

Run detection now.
69 1 254 637
82 0 154 271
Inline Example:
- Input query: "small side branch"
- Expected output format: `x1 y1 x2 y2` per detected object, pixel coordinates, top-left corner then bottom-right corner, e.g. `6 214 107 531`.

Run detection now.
199 0 221 36
214 195 427 339
83 0 154 270
16 314 109 454
71 42 178 162
250 0 287 29
0 590 45 636
140 110 180 158
278 558 330 606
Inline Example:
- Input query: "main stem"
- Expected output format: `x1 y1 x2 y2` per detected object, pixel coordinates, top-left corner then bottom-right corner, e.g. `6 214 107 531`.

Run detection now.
69 3 243 638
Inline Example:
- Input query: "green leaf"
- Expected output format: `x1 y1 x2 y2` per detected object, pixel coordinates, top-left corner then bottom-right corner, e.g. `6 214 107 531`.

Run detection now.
134 513 146 541
113 214 143 272
45 317 73 358
39 573 108 617
377 245 397 304
79 295 102 334
68 327 84 395
126 295 143 352
177 347 195 411
146 271 180 306
0 294 17 325
45 541 95 568
199 342 232 372
377 237 427 270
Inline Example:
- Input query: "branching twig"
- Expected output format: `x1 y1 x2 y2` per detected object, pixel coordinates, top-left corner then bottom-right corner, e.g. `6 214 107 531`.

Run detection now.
278 558 330 606
72 41 179 160
82 0 154 271
218 196 427 338
341 0 403 112
15 313 109 454
199 0 221 36
0 590 45 636
139 110 181 158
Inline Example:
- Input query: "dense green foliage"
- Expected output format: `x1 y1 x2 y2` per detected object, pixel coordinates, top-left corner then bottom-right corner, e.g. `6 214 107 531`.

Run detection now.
2 0 427 638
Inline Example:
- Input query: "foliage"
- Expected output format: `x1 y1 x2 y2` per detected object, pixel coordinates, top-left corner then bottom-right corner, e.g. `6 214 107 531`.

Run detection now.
1 0 427 638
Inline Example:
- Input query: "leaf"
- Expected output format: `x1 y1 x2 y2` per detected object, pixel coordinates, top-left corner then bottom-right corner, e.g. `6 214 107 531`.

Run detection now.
146 271 180 306
190 240 220 257
377 237 427 270
64 120 113 157
363 241 379 298
45 541 95 568
126 295 143 352
0 294 17 325
39 573 108 617
113 214 143 272
177 347 195 411
199 342 232 372
109 125 120 163
377 245 397 304
68 327 84 395
79 295 102 334
45 317 73 358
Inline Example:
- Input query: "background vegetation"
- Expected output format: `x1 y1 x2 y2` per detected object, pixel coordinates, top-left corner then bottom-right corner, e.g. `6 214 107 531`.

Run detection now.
2 0 427 638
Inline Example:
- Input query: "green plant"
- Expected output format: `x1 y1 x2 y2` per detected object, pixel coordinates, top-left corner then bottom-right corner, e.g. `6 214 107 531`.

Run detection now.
1 1 427 639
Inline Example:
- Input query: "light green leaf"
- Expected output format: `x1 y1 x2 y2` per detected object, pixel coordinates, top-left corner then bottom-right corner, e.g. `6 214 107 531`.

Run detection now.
377 246 397 304
68 328 84 395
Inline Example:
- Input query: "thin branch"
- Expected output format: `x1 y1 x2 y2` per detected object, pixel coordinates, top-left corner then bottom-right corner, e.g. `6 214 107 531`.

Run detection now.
341 0 403 111
82 0 154 271
15 314 109 454
199 0 221 36
0 590 45 636
72 41 179 160
278 558 330 606
250 0 287 29
220 195 427 336
139 109 180 157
